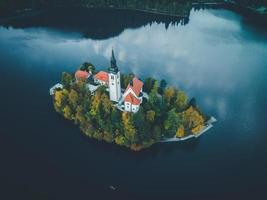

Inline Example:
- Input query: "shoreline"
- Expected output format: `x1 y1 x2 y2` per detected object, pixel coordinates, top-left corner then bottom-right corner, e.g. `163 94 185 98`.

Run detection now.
159 116 217 143
1 1 266 25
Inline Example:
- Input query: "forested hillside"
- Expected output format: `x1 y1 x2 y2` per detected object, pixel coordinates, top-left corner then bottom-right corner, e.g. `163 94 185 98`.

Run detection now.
1 0 266 17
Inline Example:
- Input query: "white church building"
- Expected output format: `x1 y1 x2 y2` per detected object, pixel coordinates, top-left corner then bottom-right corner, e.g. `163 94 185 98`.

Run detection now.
92 50 144 113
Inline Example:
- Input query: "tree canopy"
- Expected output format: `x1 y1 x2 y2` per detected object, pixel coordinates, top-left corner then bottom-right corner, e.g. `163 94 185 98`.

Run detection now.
53 69 206 151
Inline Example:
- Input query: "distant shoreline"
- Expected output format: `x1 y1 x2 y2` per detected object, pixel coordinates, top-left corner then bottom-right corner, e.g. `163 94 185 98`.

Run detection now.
0 1 266 24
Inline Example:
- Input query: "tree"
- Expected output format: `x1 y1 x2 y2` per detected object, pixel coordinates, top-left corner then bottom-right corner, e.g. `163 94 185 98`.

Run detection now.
160 79 167 89
144 77 156 93
163 86 175 105
103 131 114 143
176 125 185 138
189 97 197 108
175 90 188 111
74 81 88 96
133 107 146 139
122 112 137 143
121 73 135 89
101 93 112 115
75 105 86 125
159 79 167 94
148 80 159 108
68 89 79 108
115 135 129 147
164 109 182 137
152 125 161 141
89 91 101 118
146 110 156 122
183 106 204 134
80 62 95 73
111 108 121 130
63 105 72 120
61 72 72 89
54 89 68 111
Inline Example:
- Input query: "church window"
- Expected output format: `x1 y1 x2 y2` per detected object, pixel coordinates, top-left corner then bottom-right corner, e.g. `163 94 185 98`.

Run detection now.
111 75 114 80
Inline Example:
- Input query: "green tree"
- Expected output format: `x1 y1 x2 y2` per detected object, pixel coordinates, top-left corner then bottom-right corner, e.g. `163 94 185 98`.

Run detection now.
163 86 175 105
133 107 146 139
68 89 79 108
80 62 95 73
115 135 129 147
122 112 137 143
101 93 112 115
90 91 101 118
175 90 188 111
149 80 159 107
75 105 86 125
152 125 161 141
121 73 135 89
159 79 167 94
111 108 121 130
164 109 182 137
144 77 156 93
61 72 72 89
146 110 156 122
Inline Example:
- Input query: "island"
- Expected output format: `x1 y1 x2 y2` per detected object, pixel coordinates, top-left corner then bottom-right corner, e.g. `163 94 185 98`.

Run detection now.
50 50 216 151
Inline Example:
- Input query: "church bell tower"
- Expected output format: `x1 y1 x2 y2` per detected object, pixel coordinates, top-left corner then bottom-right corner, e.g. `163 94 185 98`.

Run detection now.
108 49 121 102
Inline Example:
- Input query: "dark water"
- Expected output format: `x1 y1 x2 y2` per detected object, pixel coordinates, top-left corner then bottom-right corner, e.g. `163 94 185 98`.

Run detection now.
1 8 267 200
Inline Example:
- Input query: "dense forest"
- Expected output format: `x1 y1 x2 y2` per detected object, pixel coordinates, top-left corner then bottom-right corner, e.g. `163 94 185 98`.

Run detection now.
1 0 267 17
53 63 207 151
0 0 192 17
0 7 187 39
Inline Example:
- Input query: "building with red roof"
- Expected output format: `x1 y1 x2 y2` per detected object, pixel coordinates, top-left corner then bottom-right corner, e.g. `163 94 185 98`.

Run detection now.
94 71 109 86
83 50 144 113
123 77 143 113
75 70 90 81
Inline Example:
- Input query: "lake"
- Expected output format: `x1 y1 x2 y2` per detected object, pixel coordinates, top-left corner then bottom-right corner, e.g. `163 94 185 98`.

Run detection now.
0 7 267 200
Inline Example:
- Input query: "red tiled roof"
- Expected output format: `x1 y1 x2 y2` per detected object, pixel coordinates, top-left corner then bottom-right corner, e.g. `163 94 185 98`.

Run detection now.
94 71 109 83
125 77 143 96
125 93 141 105
75 70 90 79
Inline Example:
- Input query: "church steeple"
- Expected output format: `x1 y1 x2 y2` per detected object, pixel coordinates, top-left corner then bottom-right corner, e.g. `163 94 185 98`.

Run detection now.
109 49 119 74
108 49 121 102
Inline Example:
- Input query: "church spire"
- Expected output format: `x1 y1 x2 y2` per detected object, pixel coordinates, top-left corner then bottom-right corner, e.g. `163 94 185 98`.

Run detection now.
109 49 119 74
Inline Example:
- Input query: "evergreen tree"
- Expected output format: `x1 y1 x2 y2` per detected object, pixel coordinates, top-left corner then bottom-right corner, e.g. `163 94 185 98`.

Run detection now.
61 72 73 89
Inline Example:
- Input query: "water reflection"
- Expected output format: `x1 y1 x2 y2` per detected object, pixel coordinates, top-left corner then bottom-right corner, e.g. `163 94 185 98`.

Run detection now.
0 8 187 40
1 8 267 199
0 9 267 142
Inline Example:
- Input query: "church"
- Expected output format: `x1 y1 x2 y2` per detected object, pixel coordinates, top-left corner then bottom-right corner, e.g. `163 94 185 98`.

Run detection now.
92 50 144 113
